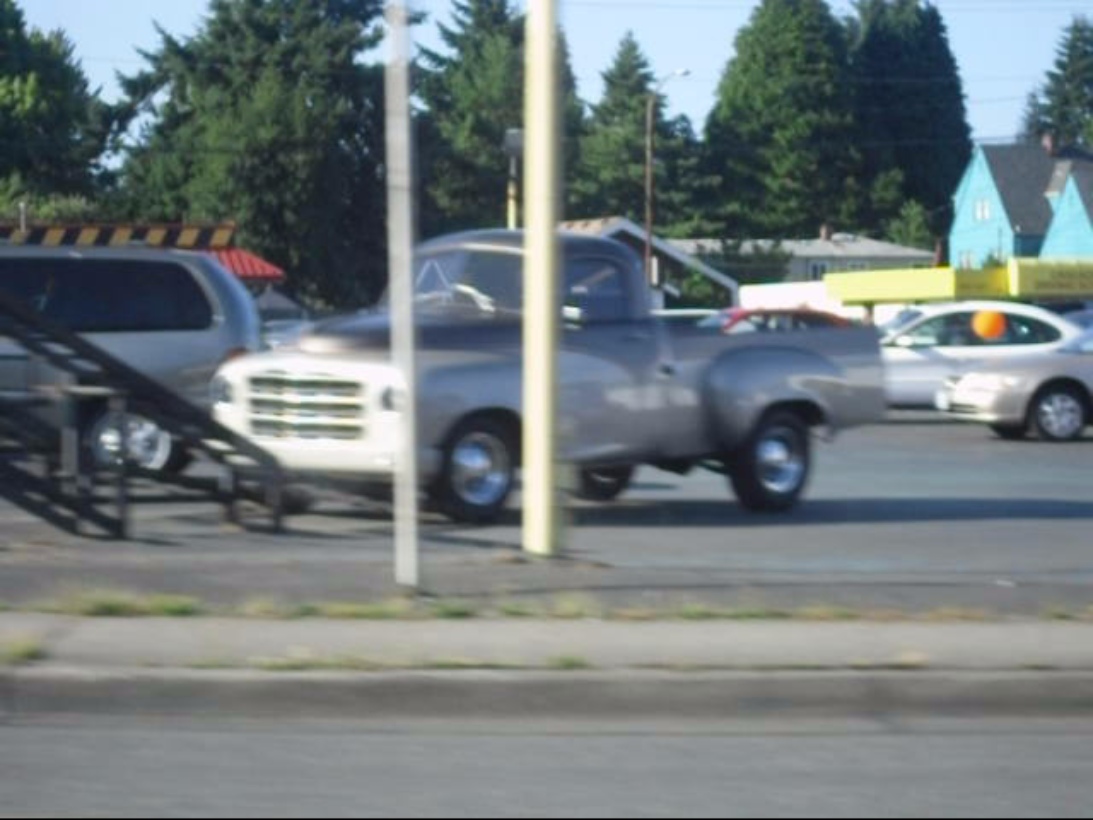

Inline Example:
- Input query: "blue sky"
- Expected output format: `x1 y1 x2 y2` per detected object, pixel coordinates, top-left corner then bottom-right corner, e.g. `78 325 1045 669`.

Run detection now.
18 0 1092 142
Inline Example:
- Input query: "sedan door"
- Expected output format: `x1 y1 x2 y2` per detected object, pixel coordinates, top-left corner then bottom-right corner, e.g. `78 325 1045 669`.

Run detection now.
883 310 1068 407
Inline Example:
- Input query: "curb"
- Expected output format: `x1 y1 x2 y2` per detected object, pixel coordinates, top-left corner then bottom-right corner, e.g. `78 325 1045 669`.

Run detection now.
5 667 1093 720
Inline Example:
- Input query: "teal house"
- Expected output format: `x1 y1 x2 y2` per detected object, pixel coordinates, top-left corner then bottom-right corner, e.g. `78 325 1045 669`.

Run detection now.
949 145 1055 269
950 144 1093 269
1041 164 1093 258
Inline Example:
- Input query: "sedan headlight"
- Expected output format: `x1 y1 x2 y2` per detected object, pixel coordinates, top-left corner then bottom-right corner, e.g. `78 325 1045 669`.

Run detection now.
210 374 234 406
957 373 1024 392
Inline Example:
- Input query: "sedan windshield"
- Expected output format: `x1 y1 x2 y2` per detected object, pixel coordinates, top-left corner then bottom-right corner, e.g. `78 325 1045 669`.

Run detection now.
879 308 924 337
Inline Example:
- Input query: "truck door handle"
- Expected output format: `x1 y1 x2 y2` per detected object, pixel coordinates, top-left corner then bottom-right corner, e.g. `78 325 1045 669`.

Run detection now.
659 363 678 377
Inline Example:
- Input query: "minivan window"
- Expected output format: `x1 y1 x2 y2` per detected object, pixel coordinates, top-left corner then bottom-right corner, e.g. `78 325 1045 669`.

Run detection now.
0 258 214 333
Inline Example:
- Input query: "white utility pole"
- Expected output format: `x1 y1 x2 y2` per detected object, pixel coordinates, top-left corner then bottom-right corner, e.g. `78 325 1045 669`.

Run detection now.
522 0 563 558
385 1 420 589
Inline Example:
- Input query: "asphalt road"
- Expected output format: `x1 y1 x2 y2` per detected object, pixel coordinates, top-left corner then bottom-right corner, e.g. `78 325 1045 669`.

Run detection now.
2 716 1091 817
0 415 1090 614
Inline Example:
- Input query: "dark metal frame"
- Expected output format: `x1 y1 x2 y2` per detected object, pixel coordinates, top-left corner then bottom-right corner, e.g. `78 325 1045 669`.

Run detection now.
0 286 285 538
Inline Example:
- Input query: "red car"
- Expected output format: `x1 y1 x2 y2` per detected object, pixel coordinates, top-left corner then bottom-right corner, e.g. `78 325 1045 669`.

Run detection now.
699 308 853 335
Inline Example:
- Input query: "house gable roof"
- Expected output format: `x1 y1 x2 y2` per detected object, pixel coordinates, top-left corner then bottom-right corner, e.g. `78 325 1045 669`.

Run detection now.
981 144 1057 235
1071 164 1093 217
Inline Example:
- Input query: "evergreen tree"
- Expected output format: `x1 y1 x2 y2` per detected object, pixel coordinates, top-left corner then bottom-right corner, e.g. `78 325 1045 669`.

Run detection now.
0 0 113 197
569 33 651 222
115 0 388 308
885 199 934 250
704 0 860 239
851 0 971 237
1023 17 1093 148
568 33 700 234
417 0 584 235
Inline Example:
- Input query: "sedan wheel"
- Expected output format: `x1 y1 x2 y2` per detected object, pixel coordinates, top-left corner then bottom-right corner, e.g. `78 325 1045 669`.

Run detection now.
1031 387 1087 442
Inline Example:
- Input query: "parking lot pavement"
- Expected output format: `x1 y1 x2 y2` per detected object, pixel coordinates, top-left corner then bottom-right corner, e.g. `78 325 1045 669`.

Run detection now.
0 416 1091 616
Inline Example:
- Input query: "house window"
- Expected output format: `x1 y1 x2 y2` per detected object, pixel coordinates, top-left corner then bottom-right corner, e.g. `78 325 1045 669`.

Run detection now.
809 262 829 280
975 200 992 222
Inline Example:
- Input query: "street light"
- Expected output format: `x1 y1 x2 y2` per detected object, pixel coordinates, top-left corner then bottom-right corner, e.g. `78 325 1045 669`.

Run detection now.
645 69 690 291
504 128 524 229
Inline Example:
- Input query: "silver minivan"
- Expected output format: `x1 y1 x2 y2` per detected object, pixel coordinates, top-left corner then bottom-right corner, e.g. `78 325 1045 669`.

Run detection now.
0 247 262 471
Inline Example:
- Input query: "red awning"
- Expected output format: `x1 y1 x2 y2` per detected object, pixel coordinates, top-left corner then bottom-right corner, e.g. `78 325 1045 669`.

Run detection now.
209 249 285 282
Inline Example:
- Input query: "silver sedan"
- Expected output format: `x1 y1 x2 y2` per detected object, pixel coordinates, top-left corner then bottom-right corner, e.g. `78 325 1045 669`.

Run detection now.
881 301 1083 407
936 329 1093 441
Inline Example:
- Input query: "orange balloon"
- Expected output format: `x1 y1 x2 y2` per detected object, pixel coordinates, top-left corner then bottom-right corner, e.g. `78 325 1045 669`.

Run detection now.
972 310 1007 341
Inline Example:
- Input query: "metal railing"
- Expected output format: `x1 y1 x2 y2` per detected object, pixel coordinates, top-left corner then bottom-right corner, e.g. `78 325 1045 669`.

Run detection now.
0 286 286 538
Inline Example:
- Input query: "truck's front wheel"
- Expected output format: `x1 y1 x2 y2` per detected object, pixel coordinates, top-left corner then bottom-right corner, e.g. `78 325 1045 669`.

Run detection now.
727 411 811 513
432 416 517 525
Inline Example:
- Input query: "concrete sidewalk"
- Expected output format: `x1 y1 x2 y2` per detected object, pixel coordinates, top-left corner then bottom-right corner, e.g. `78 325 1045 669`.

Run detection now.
3 614 1093 719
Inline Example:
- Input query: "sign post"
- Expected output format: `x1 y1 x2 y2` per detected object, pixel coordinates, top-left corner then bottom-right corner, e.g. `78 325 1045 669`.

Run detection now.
385 1 420 588
522 0 563 558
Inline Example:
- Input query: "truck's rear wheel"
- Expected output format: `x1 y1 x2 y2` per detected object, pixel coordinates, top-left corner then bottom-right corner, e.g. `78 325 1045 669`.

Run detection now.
727 411 811 513
431 416 517 524
576 466 635 502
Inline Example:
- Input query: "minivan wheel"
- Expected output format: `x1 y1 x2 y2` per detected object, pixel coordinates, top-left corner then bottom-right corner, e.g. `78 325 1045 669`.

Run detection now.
431 416 517 525
576 467 635 502
1031 386 1088 442
727 411 811 513
86 412 186 474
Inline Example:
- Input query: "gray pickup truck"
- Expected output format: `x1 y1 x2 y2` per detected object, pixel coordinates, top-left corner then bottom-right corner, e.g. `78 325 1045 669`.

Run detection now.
212 230 885 523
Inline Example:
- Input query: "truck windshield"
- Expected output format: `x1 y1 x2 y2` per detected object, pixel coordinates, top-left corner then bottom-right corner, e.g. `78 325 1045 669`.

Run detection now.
412 248 524 316
398 245 635 324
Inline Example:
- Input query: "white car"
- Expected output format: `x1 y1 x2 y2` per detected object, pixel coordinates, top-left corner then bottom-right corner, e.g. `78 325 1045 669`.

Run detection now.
881 301 1083 407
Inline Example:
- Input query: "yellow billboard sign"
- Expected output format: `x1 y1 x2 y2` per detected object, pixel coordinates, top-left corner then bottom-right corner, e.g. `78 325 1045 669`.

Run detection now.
825 267 1010 305
1008 259 1093 299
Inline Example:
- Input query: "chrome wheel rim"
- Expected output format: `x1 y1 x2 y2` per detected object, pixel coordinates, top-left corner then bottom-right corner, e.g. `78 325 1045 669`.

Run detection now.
756 428 806 496
450 432 512 507
91 414 174 471
1037 393 1084 440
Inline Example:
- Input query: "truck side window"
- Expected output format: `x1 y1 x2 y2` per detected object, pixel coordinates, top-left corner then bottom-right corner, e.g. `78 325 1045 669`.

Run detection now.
564 258 629 324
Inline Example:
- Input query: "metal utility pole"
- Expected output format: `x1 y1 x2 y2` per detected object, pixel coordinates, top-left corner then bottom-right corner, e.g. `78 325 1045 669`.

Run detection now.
385 1 420 589
522 0 562 558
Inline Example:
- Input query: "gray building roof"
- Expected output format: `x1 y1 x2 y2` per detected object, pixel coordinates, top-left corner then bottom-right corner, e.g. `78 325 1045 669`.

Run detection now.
672 234 934 263
981 144 1057 235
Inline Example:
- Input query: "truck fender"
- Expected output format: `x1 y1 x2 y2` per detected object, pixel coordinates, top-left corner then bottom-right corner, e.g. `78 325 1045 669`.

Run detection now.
420 360 522 448
701 346 839 452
